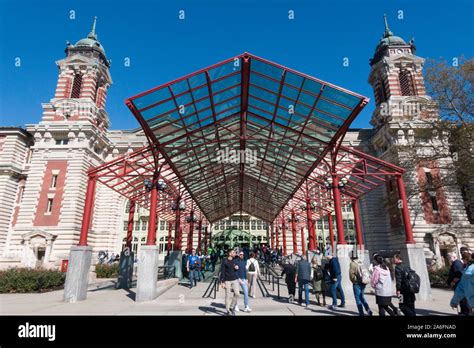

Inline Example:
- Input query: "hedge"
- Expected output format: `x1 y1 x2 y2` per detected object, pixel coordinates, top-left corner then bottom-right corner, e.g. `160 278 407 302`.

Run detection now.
0 268 66 293
428 266 450 288
95 263 119 278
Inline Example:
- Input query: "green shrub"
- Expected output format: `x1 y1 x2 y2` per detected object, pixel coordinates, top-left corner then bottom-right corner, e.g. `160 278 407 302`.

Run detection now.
95 263 119 278
0 268 66 293
428 266 450 288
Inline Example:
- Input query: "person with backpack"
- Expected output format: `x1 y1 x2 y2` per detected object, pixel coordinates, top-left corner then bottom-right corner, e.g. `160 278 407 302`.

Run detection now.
371 254 396 316
349 253 372 316
246 252 260 298
281 259 297 304
311 255 326 306
393 253 419 316
327 254 346 310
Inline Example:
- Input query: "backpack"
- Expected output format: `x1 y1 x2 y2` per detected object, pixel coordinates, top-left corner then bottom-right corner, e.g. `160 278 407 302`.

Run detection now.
403 268 421 294
313 266 323 281
248 260 256 272
357 264 371 285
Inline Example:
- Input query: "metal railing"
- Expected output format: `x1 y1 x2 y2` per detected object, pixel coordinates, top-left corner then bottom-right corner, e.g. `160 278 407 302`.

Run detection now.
258 261 282 299
157 265 176 280
202 276 219 299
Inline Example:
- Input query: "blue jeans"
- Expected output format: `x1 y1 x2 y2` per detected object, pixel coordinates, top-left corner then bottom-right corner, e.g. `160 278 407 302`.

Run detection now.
189 269 197 288
353 283 370 315
298 280 310 306
330 275 345 306
239 278 249 307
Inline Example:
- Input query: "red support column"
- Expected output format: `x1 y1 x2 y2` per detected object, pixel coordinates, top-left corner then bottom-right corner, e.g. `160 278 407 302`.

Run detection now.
300 227 306 255
167 221 173 255
78 175 97 246
197 218 203 253
146 180 158 246
352 199 364 249
396 175 416 244
332 175 346 245
126 200 135 250
187 211 195 251
270 224 274 249
203 226 209 253
174 207 182 250
282 219 287 256
275 226 279 250
306 198 316 250
327 214 335 253
291 211 298 254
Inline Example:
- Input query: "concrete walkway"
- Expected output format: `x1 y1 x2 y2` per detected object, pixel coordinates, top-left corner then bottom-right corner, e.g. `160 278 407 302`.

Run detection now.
0 276 458 316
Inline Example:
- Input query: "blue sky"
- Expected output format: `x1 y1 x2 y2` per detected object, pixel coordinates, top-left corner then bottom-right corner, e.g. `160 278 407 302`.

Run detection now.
0 0 472 130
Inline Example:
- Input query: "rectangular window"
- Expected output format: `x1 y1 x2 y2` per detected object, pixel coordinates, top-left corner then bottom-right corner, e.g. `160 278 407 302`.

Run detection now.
348 220 354 230
46 198 53 213
160 220 165 230
142 220 148 231
425 172 434 189
51 175 58 188
55 139 69 145
123 221 128 231
135 221 140 230
429 191 439 212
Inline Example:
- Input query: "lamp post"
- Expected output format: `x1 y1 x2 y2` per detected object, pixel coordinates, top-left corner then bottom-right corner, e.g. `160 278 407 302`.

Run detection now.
186 212 198 251
171 200 186 250
287 211 300 254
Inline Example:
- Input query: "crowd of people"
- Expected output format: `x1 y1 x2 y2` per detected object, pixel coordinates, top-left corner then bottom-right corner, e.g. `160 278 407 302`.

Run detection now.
181 243 473 316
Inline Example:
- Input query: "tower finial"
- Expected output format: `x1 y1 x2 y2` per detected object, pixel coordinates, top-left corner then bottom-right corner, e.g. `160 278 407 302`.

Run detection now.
383 14 393 37
88 16 97 39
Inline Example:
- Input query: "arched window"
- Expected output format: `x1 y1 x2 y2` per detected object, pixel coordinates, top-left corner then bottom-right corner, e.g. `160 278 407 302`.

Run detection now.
71 74 83 98
399 69 415 96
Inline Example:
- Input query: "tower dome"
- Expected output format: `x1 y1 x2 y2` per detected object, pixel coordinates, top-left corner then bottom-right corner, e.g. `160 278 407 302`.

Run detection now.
66 17 109 67
370 15 410 66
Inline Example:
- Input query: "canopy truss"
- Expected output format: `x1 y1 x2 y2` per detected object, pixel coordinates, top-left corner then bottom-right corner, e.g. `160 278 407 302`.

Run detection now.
125 52 369 223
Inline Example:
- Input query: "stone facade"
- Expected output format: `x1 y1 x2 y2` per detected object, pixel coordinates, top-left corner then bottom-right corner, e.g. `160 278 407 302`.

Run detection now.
0 20 472 270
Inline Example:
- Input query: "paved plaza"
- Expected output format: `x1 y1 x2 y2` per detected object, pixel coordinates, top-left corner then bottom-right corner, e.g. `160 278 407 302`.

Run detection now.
0 277 458 316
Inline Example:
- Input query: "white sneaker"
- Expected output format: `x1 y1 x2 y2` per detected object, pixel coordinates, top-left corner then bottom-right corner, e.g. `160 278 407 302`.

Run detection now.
234 305 240 312
244 306 252 312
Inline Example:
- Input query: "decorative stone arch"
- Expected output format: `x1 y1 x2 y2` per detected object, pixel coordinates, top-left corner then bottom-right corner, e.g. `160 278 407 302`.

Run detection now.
433 231 459 268
21 230 57 268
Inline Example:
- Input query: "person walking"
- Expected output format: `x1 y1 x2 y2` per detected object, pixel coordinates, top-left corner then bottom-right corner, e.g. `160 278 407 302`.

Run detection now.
281 259 297 304
327 254 345 310
349 253 372 316
447 252 469 315
220 249 241 315
311 255 326 306
246 252 260 298
186 248 200 289
295 255 312 308
235 251 252 312
392 253 417 316
371 254 396 316
450 252 474 315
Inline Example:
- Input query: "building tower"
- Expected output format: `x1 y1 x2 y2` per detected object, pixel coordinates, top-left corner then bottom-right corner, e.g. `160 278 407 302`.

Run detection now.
366 15 473 266
5 18 115 268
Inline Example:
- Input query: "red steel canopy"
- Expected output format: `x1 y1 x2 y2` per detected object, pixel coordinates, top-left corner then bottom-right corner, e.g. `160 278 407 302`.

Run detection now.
122 52 378 223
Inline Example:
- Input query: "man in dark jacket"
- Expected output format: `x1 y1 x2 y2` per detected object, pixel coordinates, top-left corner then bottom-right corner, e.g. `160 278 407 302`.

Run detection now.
281 260 297 303
447 252 470 315
393 254 416 316
220 249 240 315
327 254 345 310
295 255 312 307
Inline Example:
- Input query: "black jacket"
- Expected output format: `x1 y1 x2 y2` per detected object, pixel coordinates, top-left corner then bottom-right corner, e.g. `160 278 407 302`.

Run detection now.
394 263 411 292
281 264 296 284
220 258 238 282
447 259 464 288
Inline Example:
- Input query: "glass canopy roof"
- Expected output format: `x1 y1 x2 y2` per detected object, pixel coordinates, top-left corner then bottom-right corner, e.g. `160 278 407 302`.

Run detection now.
126 53 368 223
